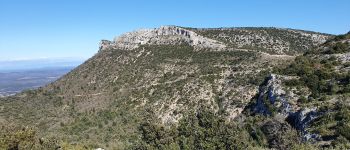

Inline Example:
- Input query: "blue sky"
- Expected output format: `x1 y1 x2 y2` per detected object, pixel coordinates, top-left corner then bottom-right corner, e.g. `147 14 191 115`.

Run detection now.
0 0 349 60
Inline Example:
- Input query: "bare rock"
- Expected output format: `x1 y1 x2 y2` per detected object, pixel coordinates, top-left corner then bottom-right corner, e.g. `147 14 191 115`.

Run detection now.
99 26 226 51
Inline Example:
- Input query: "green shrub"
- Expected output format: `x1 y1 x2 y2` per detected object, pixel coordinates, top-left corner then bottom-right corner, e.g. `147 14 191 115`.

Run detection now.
135 107 260 149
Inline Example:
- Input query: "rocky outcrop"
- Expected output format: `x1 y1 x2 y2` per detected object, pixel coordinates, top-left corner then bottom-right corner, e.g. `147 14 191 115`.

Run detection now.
99 40 112 51
193 27 331 55
287 29 330 45
99 26 226 51
338 52 350 62
253 74 320 141
287 108 321 141
253 74 293 116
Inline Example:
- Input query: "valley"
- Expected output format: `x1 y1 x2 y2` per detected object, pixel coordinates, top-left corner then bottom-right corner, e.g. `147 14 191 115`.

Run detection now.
0 67 74 97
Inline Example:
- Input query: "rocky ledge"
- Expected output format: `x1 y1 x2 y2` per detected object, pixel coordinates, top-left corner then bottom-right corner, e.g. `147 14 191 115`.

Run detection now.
99 26 226 51
253 74 321 141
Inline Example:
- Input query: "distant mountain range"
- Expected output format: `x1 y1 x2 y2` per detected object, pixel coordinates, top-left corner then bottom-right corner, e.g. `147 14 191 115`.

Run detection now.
0 67 76 97
0 57 85 72
0 58 84 97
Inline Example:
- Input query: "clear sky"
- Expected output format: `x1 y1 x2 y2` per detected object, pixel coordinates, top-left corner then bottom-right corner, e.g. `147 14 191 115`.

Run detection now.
0 0 349 60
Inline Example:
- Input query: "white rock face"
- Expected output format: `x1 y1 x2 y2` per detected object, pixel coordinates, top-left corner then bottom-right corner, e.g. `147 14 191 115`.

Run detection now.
338 52 350 62
287 29 330 45
99 26 226 51
193 27 331 55
253 74 321 141
254 74 292 116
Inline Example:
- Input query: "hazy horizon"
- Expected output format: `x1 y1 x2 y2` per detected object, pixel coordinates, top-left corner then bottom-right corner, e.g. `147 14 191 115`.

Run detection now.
0 57 85 72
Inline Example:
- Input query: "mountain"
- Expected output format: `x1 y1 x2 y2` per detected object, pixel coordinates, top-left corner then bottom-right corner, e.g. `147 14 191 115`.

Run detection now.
2 26 346 149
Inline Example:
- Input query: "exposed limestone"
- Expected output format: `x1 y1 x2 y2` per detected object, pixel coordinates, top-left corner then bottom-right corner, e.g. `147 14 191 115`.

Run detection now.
335 52 350 62
287 29 330 45
99 26 226 51
288 108 321 141
254 74 294 116
253 74 321 141
193 27 331 55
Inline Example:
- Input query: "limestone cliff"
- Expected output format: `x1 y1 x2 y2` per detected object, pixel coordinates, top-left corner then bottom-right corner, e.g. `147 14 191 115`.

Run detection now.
253 74 321 141
99 26 226 51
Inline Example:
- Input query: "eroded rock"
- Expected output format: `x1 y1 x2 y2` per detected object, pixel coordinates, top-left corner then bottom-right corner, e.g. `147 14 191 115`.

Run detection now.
99 26 226 51
253 74 321 141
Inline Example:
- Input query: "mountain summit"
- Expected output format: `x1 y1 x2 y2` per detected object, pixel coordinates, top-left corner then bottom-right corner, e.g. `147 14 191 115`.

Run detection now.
100 26 226 51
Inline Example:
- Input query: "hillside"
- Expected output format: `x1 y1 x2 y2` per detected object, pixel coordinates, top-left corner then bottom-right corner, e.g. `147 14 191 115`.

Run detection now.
264 31 350 147
0 26 340 149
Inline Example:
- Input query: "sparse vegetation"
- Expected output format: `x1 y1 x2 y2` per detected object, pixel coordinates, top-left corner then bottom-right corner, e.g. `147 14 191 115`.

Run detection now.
1 27 346 149
275 54 350 98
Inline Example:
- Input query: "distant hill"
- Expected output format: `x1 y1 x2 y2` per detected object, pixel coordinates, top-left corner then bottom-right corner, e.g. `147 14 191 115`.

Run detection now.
3 26 349 149
0 67 75 97
0 58 83 97
0 57 84 72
